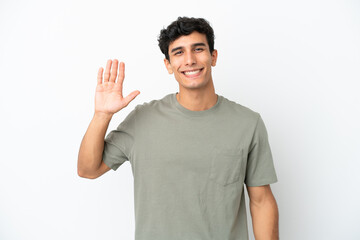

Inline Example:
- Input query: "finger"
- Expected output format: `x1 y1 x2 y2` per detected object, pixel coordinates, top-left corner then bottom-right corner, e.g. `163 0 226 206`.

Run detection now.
104 59 112 82
118 62 125 83
97 67 103 84
118 62 125 98
109 59 118 82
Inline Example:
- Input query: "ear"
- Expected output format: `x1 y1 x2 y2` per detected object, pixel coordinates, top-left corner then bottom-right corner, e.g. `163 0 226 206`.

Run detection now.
164 58 173 74
211 49 218 67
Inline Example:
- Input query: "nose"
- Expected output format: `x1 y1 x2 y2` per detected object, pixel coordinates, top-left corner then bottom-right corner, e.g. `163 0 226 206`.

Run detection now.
184 51 196 66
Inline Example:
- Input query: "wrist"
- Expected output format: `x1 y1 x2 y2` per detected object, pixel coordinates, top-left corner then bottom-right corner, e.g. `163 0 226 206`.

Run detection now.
93 111 113 121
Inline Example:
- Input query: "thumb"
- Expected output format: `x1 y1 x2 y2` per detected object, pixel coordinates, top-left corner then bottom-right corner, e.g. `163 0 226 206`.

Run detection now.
123 90 140 106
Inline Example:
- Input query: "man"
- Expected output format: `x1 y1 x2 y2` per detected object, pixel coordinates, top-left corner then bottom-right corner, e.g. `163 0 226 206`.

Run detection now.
78 17 279 240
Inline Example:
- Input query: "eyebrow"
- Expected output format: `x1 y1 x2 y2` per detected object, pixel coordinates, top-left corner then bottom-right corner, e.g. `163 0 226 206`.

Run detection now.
170 43 207 53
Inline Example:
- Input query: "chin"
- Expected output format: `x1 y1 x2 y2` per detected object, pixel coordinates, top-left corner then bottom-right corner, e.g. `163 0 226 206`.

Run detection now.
181 81 208 90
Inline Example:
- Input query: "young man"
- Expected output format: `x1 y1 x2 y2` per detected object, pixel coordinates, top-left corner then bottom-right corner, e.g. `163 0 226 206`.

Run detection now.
78 17 279 240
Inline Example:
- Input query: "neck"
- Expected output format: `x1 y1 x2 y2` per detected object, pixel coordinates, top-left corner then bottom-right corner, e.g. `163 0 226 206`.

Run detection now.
176 83 217 111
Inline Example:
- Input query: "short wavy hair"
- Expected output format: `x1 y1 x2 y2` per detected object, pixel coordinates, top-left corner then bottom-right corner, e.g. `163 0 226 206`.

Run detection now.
158 17 215 61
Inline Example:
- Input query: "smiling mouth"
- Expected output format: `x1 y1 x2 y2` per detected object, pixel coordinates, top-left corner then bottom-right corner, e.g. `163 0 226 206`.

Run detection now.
181 68 204 77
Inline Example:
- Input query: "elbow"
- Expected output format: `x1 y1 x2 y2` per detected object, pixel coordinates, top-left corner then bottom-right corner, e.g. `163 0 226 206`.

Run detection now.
77 156 98 179
77 155 107 179
77 166 98 179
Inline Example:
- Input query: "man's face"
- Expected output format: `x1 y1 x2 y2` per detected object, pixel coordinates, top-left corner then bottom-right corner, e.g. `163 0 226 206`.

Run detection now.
164 31 218 91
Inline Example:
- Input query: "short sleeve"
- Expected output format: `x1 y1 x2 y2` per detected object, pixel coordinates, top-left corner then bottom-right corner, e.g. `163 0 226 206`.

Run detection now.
102 106 137 171
245 114 278 186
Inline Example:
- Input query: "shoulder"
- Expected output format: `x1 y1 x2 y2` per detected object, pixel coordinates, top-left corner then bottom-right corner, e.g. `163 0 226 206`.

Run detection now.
219 95 260 124
133 93 173 116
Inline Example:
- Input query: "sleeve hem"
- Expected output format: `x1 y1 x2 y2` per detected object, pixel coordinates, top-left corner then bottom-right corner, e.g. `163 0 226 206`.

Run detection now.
103 158 118 171
245 178 278 187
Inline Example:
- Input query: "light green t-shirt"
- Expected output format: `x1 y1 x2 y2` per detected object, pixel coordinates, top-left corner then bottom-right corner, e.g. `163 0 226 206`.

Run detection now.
103 92 278 240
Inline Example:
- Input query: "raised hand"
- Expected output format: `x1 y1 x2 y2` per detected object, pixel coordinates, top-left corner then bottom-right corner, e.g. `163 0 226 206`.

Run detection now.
95 59 140 116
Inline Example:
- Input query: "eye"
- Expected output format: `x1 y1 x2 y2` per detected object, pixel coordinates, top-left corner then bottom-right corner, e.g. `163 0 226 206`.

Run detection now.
195 48 204 52
174 50 183 55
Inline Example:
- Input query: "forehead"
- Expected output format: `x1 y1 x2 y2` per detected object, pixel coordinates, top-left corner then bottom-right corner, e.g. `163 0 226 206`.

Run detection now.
168 31 208 50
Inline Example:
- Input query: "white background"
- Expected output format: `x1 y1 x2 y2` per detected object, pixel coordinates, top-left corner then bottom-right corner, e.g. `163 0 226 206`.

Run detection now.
1 0 359 239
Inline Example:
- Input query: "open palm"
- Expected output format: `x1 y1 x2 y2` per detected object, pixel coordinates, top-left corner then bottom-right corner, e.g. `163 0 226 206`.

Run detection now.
95 59 140 115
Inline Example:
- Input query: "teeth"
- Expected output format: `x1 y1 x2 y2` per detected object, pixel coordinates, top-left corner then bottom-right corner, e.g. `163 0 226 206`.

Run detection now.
183 70 201 75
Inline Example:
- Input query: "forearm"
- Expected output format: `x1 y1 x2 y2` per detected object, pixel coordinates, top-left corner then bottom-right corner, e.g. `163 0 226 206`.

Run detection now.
250 195 279 240
77 112 113 176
